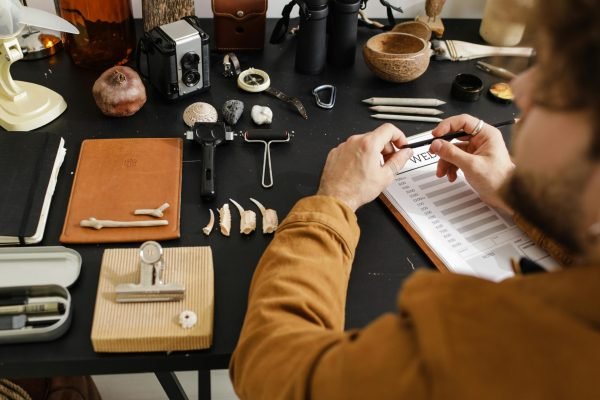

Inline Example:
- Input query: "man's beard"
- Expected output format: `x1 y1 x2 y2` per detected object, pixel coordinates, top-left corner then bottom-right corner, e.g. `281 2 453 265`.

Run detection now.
500 163 591 255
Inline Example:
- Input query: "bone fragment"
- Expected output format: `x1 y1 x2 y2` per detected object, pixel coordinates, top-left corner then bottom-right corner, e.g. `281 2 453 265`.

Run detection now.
202 209 215 236
218 204 231 237
230 199 257 235
80 218 168 230
249 198 279 234
134 202 170 218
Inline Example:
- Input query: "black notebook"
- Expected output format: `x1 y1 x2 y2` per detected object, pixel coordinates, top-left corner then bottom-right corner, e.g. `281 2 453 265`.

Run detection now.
0 132 66 244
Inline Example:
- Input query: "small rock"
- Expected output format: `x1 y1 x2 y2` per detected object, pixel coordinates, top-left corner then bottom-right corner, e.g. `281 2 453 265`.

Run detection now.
222 99 244 126
251 105 273 125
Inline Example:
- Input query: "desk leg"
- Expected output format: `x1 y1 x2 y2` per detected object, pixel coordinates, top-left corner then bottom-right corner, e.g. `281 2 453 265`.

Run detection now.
198 370 211 400
155 371 189 400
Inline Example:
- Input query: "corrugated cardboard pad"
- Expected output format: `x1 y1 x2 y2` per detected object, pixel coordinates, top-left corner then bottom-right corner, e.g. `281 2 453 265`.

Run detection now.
91 246 213 353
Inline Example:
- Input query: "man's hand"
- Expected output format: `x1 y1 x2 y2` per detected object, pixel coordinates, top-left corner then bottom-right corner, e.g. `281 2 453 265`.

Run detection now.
429 114 515 213
317 124 413 212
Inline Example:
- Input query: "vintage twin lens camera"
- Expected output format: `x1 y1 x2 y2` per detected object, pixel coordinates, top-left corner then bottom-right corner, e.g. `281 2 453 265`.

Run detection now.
140 16 210 100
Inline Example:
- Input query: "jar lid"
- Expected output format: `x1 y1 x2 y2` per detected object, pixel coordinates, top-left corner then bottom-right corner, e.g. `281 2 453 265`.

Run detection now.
451 73 484 102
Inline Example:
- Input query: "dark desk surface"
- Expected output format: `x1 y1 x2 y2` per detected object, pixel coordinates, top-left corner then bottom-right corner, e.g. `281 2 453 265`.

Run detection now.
1 18 521 378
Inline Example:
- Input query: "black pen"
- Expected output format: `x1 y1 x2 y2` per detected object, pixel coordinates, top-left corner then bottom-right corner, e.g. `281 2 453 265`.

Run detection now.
0 295 27 306
400 119 518 149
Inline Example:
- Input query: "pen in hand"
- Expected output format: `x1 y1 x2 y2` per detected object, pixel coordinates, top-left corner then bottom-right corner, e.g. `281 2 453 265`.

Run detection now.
399 119 518 149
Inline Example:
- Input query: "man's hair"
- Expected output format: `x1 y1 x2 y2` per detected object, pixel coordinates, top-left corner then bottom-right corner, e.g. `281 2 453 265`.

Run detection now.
532 0 600 159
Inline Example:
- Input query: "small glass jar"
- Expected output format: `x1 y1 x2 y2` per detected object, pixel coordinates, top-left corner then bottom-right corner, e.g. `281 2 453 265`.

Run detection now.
479 0 533 46
56 0 136 69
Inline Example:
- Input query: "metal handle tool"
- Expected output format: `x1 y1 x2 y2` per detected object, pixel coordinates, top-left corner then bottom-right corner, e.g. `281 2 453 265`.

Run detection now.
244 130 291 188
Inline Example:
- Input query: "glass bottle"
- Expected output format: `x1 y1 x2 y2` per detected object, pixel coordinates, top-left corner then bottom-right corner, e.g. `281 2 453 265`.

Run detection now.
56 0 135 69
479 0 533 46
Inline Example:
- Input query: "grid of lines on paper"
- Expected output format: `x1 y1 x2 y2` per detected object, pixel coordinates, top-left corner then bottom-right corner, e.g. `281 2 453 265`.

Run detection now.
410 169 515 243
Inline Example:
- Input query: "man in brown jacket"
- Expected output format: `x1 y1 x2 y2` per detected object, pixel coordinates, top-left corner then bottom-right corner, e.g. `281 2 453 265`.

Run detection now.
231 0 600 398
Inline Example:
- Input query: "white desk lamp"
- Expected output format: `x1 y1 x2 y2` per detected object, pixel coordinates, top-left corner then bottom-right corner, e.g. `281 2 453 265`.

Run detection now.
0 0 78 131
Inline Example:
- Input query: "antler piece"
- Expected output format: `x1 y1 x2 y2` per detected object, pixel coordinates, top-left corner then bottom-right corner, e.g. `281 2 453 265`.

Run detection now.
80 218 168 230
218 204 231 237
249 198 279 234
202 209 215 236
133 202 170 218
229 198 257 235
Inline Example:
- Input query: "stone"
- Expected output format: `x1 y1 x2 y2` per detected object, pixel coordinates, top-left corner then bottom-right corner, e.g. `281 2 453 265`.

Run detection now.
222 99 244 126
251 105 273 125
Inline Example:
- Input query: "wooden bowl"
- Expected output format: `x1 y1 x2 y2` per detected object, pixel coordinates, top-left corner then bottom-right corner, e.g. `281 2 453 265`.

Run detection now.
363 33 432 83
391 20 432 42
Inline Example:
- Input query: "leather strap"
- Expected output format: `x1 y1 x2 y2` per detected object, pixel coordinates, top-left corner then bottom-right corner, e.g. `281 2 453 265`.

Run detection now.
222 53 242 77
264 86 308 119
270 0 302 44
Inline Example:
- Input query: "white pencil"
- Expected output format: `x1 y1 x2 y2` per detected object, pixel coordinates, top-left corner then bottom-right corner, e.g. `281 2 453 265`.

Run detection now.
362 97 446 107
369 106 444 116
371 114 443 123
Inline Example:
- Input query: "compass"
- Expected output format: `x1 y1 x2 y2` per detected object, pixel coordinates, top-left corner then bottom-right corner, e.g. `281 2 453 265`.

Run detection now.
237 68 271 93
223 53 308 120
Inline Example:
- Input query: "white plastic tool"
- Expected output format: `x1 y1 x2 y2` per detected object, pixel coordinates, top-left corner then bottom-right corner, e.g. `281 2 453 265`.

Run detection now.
0 0 78 131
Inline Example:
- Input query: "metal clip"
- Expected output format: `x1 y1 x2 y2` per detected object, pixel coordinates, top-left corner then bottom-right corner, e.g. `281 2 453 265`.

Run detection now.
115 241 185 303
312 85 336 109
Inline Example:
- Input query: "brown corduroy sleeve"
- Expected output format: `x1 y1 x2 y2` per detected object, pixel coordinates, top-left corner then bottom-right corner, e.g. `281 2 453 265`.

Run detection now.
230 195 361 399
229 195 428 400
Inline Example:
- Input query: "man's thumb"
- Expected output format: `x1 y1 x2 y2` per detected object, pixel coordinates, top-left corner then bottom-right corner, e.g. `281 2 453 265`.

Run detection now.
429 139 472 169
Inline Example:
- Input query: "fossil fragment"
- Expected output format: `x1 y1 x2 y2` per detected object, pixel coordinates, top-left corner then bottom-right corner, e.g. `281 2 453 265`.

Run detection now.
230 199 257 235
251 105 273 125
134 202 170 218
202 209 215 236
249 198 279 234
80 218 168 230
183 102 218 127
218 204 231 237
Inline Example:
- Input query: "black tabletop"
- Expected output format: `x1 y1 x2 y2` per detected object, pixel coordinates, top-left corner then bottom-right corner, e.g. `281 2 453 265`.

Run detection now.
0 18 522 378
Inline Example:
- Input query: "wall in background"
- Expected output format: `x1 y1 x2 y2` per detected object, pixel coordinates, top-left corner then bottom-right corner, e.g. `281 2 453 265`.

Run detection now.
27 0 485 19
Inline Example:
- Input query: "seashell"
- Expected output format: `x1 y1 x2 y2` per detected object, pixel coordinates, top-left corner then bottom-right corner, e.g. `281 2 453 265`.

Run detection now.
222 99 244 126
230 199 256 235
249 198 279 234
251 105 273 125
218 204 231 237
202 209 215 236
183 102 218 127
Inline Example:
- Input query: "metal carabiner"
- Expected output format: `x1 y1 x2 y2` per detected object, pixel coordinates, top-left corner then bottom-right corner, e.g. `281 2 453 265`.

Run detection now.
312 85 336 109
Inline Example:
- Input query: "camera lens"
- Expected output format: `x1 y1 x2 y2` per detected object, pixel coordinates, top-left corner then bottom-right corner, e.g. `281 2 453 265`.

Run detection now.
183 70 201 86
181 52 201 87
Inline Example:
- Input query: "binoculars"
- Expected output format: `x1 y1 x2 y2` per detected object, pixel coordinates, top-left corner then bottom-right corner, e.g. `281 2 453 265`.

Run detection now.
295 0 363 74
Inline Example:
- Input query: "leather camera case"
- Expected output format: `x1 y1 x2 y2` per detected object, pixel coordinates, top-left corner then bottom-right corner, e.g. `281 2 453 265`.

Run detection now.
212 0 267 51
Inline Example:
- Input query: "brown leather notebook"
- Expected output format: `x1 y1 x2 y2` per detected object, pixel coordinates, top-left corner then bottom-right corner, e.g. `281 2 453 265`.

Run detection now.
60 138 182 244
